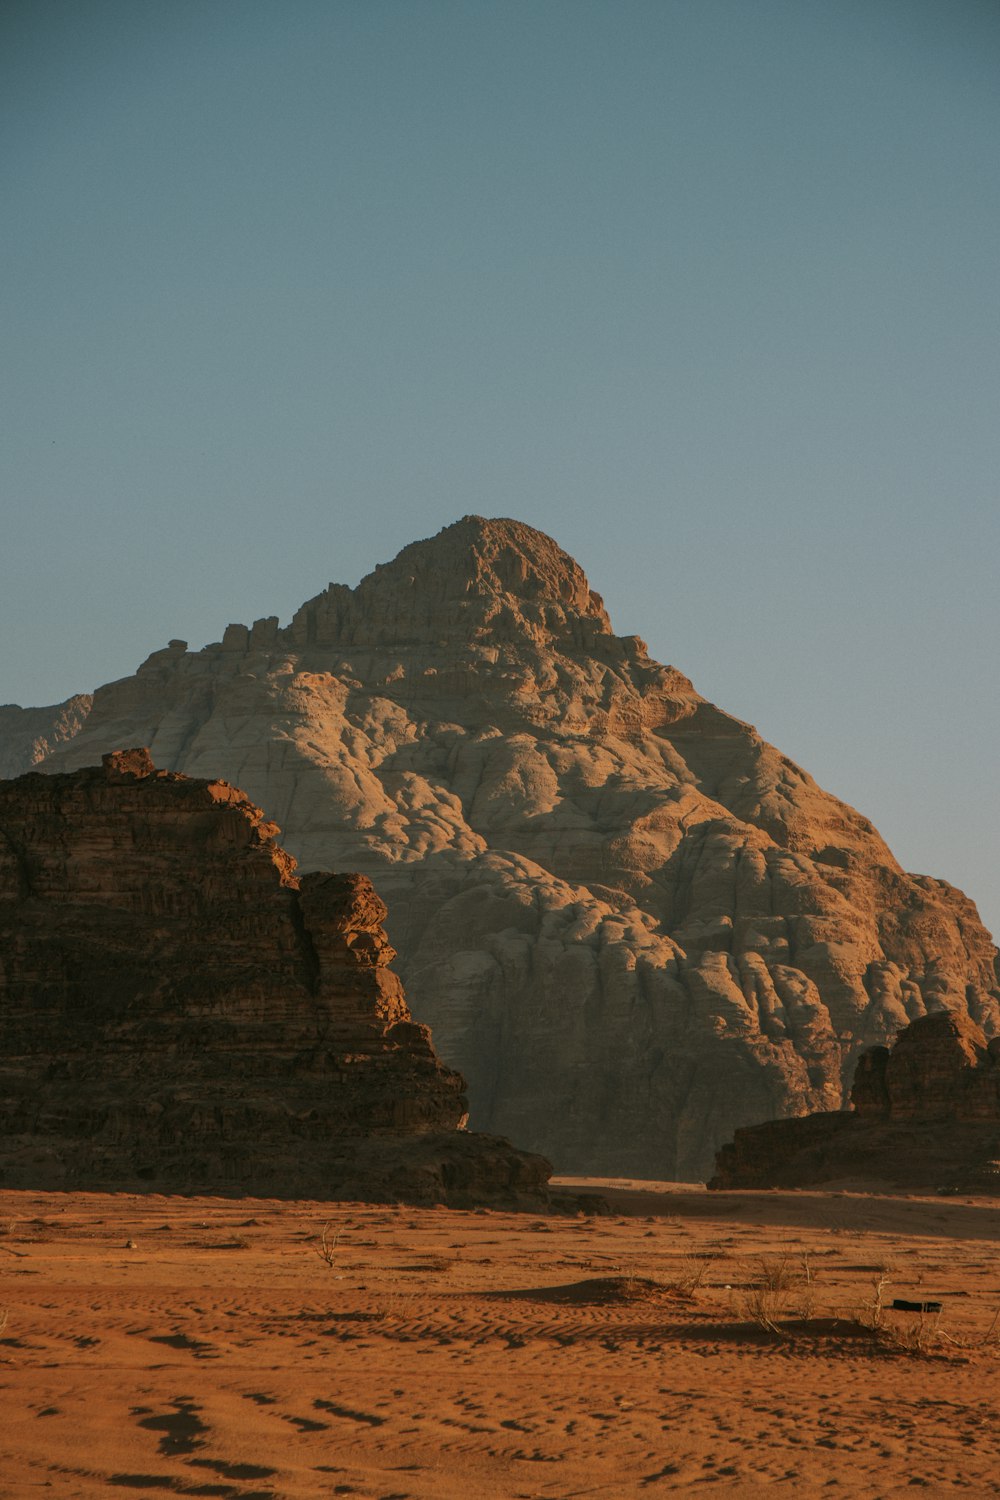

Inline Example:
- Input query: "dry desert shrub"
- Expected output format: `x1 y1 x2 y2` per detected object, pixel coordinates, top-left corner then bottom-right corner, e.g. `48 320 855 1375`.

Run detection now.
668 1255 714 1295
937 1307 1000 1352
835 1266 1000 1358
753 1252 813 1293
738 1286 783 1335
857 1269 893 1332
732 1252 817 1335
883 1308 944 1354
367 1272 412 1323
317 1222 341 1268
878 1303 1000 1357
613 1254 707 1299
856 1269 945 1354
609 1252 716 1301
614 1261 648 1298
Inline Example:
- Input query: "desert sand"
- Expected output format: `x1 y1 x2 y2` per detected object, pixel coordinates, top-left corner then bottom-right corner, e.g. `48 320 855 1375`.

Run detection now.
3 1180 1000 1498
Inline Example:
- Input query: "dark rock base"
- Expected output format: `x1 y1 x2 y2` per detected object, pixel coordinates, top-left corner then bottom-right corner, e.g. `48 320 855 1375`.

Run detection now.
710 1113 1000 1195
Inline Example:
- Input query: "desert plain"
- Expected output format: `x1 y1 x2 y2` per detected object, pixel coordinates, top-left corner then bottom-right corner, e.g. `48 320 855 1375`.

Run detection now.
2 1179 1000 1498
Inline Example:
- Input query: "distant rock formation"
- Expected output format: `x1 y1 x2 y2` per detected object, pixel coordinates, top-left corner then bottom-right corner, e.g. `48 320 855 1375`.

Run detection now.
710 1011 1000 1192
0 694 91 778
0 749 550 1204
34 516 1000 1179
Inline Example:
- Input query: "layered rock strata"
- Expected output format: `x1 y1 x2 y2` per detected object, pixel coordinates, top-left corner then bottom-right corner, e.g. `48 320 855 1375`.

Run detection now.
710 1011 1000 1192
0 749 550 1204
36 517 1000 1178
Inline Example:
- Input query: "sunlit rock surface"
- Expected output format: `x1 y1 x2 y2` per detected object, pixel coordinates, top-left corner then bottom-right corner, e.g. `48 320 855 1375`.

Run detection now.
37 516 1000 1178
0 694 92 778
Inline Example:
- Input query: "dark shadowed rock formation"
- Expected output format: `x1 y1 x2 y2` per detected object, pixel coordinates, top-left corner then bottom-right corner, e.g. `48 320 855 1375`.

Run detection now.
35 517 1000 1179
0 749 550 1204
0 694 91 778
710 1011 1000 1192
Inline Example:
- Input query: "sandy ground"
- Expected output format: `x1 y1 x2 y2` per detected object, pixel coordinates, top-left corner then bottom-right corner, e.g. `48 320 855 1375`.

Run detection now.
2 1178 1000 1499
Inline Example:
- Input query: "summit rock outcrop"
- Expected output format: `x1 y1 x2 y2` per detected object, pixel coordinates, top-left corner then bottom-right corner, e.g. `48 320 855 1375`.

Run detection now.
0 749 550 1203
35 517 1000 1178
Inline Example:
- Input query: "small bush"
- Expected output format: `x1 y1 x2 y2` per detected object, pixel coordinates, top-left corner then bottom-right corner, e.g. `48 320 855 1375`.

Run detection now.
317 1222 341 1268
735 1253 817 1334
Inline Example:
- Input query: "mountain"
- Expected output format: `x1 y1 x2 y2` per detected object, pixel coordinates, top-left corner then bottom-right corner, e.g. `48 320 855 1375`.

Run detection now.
0 694 92 778
0 748 550 1204
35 516 1000 1178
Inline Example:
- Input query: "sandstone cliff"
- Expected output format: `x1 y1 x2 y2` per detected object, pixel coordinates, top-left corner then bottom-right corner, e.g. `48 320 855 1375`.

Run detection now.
710 1011 1000 1192
0 694 92 778
0 749 550 1204
36 517 1000 1178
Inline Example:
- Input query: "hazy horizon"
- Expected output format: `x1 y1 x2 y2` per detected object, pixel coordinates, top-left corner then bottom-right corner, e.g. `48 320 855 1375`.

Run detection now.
3 1 998 936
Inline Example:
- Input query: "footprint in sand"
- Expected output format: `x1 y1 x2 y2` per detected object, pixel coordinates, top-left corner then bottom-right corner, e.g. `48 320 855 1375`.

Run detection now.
313 1398 386 1427
146 1332 218 1359
131 1397 208 1456
187 1456 277 1480
281 1412 330 1432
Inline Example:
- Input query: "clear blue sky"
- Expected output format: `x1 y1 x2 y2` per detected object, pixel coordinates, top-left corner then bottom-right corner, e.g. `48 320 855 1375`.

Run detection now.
3 0 998 936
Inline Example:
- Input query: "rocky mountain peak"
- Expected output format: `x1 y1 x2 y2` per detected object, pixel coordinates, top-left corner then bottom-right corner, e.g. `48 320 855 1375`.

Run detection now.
288 515 614 651
371 515 610 619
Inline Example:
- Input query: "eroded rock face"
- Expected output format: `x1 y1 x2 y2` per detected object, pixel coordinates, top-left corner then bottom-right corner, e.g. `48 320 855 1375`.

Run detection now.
36 516 1000 1178
710 1011 1000 1192
0 749 550 1204
851 1011 1000 1124
0 694 92 778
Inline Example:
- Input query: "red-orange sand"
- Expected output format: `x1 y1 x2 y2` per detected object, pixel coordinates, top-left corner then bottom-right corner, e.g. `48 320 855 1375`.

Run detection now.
2 1178 1000 1498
